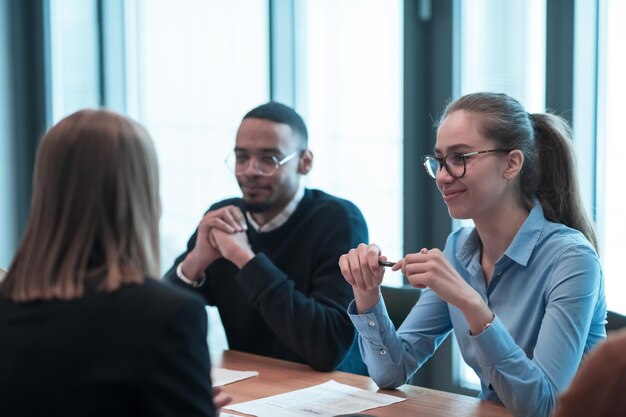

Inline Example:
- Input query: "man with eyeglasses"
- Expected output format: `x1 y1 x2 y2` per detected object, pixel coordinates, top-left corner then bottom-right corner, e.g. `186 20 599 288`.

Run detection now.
165 102 369 374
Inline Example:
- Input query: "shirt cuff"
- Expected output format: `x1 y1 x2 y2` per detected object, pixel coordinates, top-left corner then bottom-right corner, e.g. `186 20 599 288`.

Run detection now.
176 262 206 287
347 297 394 338
469 315 518 368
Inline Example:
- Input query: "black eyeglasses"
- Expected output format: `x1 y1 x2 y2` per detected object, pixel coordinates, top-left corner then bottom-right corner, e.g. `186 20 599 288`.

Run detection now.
422 149 512 179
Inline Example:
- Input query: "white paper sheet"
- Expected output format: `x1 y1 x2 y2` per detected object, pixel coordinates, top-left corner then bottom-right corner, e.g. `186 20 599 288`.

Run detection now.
212 367 259 387
224 379 405 417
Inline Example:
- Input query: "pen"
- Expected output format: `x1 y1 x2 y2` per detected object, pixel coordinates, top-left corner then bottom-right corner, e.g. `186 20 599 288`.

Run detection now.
378 260 397 267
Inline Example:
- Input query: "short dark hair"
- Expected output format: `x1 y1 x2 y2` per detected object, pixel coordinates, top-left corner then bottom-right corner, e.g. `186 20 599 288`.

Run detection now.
243 102 308 146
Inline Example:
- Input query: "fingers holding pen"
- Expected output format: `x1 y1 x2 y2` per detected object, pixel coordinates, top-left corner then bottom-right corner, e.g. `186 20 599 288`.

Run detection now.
402 247 446 289
381 248 429 271
339 244 444 292
381 247 432 289
338 243 385 291
338 245 367 290
378 256 398 268
382 246 452 294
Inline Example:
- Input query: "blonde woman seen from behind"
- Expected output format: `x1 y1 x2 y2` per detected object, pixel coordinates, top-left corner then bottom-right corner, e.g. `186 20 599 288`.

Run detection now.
0 110 230 417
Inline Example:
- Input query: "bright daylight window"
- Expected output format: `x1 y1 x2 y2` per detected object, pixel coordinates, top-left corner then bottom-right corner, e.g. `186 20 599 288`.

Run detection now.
597 0 626 315
299 0 404 286
48 0 401 352
48 0 100 124
455 0 546 390
124 0 269 351
124 0 269 272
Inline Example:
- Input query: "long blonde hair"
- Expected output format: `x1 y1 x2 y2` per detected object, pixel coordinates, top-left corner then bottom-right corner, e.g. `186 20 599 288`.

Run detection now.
1 109 160 301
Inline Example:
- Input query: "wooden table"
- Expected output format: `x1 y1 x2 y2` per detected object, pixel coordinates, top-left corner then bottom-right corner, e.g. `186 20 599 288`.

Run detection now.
214 350 512 417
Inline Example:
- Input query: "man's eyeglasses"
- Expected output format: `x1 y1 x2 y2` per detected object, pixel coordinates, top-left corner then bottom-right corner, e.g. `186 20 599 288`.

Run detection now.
422 149 511 179
225 150 300 176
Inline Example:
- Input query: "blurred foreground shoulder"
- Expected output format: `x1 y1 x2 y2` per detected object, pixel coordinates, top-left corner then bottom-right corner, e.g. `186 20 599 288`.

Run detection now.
554 328 626 417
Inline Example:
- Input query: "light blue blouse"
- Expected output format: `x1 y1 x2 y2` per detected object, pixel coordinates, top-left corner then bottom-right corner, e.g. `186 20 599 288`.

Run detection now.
349 203 606 417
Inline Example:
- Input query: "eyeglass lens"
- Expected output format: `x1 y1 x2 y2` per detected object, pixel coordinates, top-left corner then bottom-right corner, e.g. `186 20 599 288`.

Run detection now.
423 155 465 179
225 154 274 176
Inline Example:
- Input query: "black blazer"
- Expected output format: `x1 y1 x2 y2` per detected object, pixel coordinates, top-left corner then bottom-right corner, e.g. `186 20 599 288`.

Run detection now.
0 278 215 417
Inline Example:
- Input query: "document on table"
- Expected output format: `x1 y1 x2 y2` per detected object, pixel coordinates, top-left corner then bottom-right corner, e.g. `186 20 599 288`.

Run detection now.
212 367 259 387
224 379 405 417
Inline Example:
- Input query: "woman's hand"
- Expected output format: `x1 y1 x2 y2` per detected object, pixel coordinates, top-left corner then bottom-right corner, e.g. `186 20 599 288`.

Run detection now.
394 248 493 334
339 243 386 291
394 248 472 307
339 243 393 312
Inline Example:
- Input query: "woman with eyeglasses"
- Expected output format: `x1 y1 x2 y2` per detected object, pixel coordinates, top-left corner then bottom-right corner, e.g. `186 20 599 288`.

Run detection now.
338 92 606 417
0 110 230 417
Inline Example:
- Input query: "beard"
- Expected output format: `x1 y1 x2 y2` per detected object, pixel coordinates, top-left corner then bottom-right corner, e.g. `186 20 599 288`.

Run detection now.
243 199 272 213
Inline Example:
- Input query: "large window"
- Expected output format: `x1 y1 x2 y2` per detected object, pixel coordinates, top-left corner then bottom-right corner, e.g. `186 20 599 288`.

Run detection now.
455 0 547 390
34 0 618 392
123 0 269 352
48 0 101 123
298 0 404 286
458 0 545 110
45 0 401 353
597 0 626 315
124 0 270 273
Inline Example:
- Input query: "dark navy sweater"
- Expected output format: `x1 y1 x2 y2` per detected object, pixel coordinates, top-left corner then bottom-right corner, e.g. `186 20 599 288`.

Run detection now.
165 189 369 373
